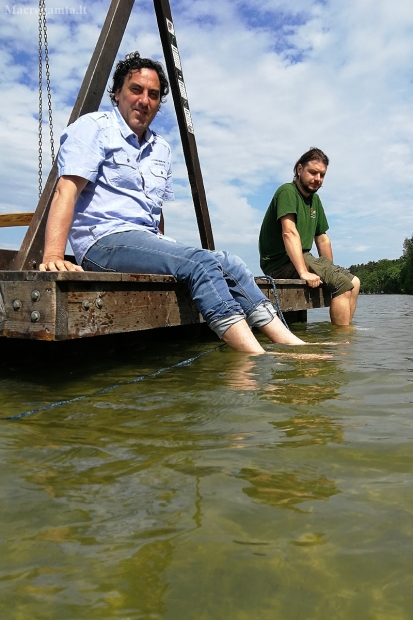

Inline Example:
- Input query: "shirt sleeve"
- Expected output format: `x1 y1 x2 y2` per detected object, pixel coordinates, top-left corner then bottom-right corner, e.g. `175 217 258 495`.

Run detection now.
275 186 299 220
58 115 106 183
315 198 329 236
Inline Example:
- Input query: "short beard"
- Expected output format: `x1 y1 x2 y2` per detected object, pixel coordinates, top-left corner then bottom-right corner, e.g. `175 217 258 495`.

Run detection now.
297 177 319 195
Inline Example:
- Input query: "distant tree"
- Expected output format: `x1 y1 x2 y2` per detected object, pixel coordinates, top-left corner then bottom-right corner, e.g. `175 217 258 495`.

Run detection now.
400 234 413 294
348 233 413 295
349 258 404 293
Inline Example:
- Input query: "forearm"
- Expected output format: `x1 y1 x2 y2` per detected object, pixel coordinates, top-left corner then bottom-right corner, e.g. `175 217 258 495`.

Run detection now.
43 194 75 261
40 175 87 271
315 234 333 260
283 228 308 278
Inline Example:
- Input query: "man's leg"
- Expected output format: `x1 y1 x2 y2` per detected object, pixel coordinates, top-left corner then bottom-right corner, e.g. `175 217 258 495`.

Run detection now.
329 290 352 325
221 321 265 353
213 251 305 345
304 254 357 326
350 276 360 320
83 231 268 352
257 319 305 345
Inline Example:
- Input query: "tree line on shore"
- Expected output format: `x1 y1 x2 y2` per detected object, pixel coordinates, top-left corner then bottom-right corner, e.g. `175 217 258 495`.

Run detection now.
348 233 413 294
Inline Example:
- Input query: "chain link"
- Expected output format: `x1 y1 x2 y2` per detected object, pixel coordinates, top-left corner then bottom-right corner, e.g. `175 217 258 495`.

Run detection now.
38 0 55 198
38 0 43 198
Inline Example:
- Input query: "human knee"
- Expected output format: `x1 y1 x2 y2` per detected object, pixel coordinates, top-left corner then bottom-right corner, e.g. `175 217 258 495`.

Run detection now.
181 248 221 281
213 250 250 274
351 276 360 294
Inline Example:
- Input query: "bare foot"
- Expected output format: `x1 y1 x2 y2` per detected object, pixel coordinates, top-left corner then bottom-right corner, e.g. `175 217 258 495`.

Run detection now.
305 341 350 346
270 352 333 360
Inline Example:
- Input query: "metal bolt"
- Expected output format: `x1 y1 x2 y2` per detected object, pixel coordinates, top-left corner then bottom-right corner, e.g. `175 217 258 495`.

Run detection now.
82 299 91 311
31 289 41 302
95 298 103 310
31 311 41 322
12 299 22 311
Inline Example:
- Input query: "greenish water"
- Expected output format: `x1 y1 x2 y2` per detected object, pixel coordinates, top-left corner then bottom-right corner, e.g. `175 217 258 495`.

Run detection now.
1 294 413 619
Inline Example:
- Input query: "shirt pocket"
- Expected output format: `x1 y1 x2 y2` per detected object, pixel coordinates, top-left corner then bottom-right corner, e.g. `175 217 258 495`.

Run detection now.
150 166 167 197
108 151 138 190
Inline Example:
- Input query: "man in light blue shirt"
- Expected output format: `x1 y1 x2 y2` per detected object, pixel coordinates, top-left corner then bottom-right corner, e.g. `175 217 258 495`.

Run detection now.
40 51 306 352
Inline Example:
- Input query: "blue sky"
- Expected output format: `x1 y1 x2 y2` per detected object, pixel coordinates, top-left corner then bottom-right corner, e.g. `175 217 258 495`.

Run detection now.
1 0 413 273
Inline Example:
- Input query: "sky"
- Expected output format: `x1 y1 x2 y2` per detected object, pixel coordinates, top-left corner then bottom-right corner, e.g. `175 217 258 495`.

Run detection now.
1 0 413 274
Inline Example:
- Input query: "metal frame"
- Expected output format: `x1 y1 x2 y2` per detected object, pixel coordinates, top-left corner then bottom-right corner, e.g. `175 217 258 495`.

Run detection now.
154 0 214 249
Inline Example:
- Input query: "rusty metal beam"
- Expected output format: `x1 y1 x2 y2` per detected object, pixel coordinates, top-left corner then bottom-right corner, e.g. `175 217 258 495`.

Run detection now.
154 0 215 250
11 0 136 271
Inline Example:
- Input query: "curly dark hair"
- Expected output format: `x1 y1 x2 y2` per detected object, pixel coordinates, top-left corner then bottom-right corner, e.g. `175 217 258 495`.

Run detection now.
108 51 169 106
293 147 329 179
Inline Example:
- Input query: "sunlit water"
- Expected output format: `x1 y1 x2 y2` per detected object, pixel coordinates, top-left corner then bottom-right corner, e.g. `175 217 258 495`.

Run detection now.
1 295 413 620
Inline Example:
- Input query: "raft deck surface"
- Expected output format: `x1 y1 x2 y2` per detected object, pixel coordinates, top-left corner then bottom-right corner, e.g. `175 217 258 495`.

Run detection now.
0 270 331 341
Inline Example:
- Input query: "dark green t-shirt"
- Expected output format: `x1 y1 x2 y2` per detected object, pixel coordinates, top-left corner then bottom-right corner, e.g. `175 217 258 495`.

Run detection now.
259 182 329 274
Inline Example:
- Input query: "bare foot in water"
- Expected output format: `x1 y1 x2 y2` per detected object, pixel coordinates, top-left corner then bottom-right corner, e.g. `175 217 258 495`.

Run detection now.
304 341 350 346
270 352 333 360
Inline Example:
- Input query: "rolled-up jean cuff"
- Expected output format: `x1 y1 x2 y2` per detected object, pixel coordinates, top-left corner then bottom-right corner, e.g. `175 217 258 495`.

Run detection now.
246 302 277 328
209 313 245 339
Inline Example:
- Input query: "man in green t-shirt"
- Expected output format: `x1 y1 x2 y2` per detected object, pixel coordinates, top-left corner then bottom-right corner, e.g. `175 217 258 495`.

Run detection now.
259 148 360 325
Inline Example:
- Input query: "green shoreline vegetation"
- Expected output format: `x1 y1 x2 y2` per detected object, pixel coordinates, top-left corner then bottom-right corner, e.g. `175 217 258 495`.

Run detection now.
348 233 413 294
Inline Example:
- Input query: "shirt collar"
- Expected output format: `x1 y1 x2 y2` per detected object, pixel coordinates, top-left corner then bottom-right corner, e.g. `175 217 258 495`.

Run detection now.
112 106 155 146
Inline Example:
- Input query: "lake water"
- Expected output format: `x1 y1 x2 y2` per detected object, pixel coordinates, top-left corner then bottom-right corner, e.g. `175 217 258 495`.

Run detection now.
1 294 413 620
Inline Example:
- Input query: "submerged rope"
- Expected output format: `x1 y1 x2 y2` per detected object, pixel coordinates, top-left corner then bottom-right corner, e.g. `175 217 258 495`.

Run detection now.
262 275 290 329
1 345 224 422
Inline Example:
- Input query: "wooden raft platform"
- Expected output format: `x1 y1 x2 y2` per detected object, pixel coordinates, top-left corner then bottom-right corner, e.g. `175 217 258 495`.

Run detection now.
0 270 331 341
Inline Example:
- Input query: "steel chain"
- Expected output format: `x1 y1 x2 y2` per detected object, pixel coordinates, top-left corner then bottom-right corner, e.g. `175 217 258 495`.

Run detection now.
42 4 55 163
38 0 55 198
38 0 43 198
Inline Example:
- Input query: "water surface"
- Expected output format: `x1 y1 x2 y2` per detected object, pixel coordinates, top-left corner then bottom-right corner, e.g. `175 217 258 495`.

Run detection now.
1 295 413 619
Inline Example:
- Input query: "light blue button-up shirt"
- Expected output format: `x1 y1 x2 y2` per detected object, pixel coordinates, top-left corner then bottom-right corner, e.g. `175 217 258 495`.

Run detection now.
58 107 175 264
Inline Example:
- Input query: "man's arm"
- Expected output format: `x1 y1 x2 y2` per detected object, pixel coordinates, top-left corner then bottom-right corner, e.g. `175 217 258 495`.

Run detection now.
280 214 322 288
39 175 88 272
315 233 333 261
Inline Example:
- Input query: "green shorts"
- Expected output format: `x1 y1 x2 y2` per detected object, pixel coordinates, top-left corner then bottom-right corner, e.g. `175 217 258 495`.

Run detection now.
270 253 355 298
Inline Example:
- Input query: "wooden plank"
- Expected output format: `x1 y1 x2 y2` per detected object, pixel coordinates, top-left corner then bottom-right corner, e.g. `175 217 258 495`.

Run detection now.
0 270 177 283
154 0 215 250
256 277 331 311
0 280 58 340
11 0 136 271
0 213 33 228
0 272 330 341
0 275 199 340
65 284 198 339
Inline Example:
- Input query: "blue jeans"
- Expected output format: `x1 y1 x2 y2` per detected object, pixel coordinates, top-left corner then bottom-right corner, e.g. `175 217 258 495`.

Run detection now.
82 230 276 337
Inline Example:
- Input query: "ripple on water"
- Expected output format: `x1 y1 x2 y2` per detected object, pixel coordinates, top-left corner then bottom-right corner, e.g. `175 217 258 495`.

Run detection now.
1 295 413 619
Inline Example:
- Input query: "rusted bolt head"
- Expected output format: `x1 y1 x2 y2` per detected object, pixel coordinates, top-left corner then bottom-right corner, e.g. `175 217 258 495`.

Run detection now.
82 299 91 311
95 298 103 310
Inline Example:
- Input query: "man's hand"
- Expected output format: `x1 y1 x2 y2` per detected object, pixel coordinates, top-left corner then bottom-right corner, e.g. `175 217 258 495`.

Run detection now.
299 270 322 288
39 255 83 272
41 175 88 273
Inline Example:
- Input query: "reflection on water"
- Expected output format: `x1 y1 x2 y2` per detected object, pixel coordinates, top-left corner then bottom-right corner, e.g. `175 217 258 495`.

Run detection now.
239 467 340 512
1 296 413 619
